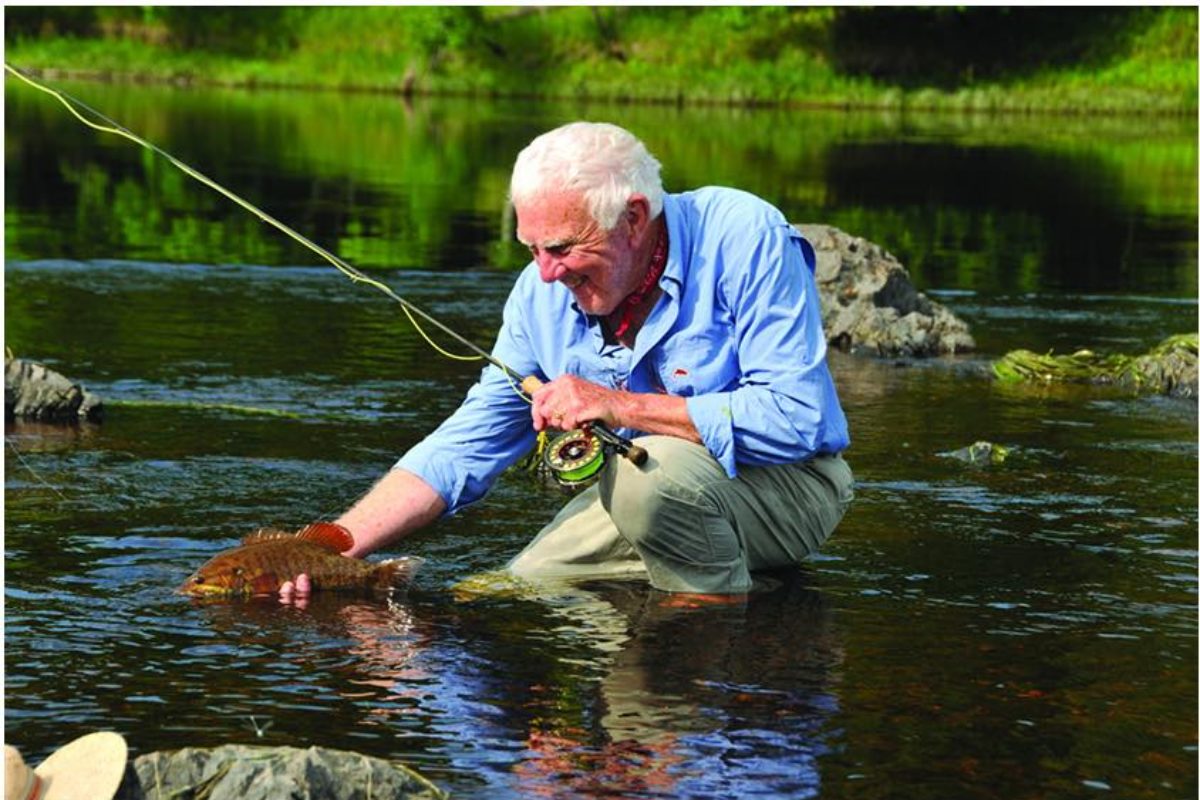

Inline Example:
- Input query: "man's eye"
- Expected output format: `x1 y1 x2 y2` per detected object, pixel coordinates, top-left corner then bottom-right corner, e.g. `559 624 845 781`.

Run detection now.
526 242 572 259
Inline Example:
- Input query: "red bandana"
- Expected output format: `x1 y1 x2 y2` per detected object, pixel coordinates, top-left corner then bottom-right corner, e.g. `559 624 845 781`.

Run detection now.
611 226 668 339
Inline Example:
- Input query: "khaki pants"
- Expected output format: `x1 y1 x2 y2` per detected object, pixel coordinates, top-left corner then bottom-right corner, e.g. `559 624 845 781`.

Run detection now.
506 436 854 594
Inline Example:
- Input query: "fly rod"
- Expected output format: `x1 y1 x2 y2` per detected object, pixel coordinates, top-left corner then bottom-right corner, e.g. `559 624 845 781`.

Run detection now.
5 63 647 466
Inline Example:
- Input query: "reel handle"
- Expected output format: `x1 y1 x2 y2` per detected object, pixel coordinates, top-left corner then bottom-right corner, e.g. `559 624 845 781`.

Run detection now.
520 376 648 467
627 445 649 466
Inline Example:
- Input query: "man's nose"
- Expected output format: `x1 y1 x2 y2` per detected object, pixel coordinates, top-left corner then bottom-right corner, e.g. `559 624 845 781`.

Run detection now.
536 251 568 283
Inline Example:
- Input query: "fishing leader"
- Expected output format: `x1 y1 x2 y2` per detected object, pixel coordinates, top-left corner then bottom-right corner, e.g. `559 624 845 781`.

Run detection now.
283 121 853 599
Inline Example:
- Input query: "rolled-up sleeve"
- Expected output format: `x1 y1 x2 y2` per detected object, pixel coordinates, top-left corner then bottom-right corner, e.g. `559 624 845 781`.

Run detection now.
685 223 848 477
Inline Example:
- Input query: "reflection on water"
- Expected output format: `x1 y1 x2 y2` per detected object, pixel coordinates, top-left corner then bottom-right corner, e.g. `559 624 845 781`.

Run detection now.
4 257 1197 799
485 577 841 799
5 78 1196 295
5 81 1198 799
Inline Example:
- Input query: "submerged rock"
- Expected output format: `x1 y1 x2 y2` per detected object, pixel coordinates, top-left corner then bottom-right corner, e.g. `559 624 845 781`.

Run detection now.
5 355 103 422
116 743 448 800
941 441 1012 466
797 223 976 357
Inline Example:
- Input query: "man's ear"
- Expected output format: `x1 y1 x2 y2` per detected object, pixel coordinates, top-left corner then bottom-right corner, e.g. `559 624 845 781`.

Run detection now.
625 194 653 242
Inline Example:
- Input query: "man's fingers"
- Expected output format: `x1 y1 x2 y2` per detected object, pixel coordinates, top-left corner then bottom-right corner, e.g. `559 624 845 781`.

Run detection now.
279 573 312 605
530 389 560 431
530 377 592 431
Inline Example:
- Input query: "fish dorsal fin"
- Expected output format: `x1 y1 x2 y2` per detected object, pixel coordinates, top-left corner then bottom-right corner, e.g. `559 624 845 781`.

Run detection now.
295 521 355 553
240 528 294 546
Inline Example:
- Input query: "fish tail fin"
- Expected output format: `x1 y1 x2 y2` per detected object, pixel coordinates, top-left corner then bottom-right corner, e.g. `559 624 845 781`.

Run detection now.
374 556 424 589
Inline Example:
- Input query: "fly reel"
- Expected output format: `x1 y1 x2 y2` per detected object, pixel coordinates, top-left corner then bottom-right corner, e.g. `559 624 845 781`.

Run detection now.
543 428 607 490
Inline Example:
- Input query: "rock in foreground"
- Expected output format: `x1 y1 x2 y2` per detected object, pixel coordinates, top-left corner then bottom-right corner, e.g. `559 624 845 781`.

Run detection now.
116 743 447 800
798 223 976 357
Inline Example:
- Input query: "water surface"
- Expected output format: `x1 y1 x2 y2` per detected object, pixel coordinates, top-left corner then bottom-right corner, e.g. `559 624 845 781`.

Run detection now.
5 79 1197 799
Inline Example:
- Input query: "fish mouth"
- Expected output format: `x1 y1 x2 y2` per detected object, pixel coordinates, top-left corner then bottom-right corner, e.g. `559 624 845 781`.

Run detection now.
176 575 230 597
176 582 216 597
176 583 256 602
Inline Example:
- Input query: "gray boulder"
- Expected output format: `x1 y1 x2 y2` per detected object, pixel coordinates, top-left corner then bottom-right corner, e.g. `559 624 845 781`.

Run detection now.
5 356 103 422
116 743 448 800
798 224 976 357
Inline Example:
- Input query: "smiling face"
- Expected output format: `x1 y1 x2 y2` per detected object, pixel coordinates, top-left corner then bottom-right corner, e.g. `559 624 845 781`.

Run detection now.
515 190 654 317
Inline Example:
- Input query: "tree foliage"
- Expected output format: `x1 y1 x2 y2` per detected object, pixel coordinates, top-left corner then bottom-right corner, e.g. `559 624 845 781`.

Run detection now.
828 6 1174 87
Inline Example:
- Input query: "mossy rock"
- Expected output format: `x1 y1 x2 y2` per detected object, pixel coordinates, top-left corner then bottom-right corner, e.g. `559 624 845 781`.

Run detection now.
993 333 1198 398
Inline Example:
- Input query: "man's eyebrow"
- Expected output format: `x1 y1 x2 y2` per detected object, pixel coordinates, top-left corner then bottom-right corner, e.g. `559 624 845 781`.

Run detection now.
517 235 577 250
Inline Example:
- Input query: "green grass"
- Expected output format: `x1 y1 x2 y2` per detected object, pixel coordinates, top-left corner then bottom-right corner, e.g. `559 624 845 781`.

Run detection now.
5 7 1196 114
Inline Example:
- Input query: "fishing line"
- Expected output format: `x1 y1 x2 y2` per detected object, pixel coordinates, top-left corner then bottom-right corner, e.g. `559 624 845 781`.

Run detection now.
3 63 524 389
5 437 70 501
5 63 648 467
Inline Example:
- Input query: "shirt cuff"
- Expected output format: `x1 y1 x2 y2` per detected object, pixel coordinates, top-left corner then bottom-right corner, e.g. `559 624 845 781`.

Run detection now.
686 392 738 478
394 446 466 515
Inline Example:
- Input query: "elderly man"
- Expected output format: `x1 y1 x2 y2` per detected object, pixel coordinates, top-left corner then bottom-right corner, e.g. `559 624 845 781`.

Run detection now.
285 121 852 598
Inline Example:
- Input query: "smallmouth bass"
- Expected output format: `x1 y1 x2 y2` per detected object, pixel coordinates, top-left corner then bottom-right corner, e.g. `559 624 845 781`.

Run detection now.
176 522 421 598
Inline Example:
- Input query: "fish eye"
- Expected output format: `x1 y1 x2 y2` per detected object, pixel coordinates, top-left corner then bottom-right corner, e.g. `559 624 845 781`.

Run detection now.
193 577 205 584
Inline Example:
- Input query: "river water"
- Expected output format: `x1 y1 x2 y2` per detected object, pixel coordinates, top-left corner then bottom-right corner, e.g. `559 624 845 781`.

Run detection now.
5 79 1197 799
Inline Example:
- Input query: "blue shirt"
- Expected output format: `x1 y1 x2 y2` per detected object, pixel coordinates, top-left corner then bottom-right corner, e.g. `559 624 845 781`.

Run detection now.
398 187 850 514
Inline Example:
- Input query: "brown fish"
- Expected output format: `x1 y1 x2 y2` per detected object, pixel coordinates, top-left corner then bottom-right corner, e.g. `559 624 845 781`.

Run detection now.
176 522 421 597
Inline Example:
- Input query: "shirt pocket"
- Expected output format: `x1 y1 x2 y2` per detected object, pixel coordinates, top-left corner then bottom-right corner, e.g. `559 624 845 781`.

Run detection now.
657 332 740 397
570 349 630 392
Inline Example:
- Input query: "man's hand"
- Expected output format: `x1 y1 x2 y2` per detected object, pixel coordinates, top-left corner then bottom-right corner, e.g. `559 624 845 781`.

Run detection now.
531 374 702 444
531 374 624 432
275 470 445 606
279 573 311 607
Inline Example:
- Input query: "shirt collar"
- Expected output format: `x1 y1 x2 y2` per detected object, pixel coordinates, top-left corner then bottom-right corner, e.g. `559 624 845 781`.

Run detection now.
659 192 686 293
569 191 685 318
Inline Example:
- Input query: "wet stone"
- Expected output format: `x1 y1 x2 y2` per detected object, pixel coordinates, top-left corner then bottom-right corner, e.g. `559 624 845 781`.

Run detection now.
940 440 1012 465
797 223 976 358
115 744 448 800
5 356 103 422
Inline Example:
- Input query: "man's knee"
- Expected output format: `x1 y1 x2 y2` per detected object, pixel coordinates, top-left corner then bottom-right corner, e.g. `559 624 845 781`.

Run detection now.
599 436 736 559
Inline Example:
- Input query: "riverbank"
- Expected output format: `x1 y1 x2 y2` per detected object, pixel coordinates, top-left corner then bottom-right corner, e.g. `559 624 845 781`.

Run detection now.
5 7 1196 114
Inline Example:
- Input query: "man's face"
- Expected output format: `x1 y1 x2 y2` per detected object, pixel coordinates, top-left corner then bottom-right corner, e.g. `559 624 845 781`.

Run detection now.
515 190 643 317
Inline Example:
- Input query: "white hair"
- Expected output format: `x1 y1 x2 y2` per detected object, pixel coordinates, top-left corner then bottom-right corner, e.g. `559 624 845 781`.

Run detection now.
509 122 664 230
